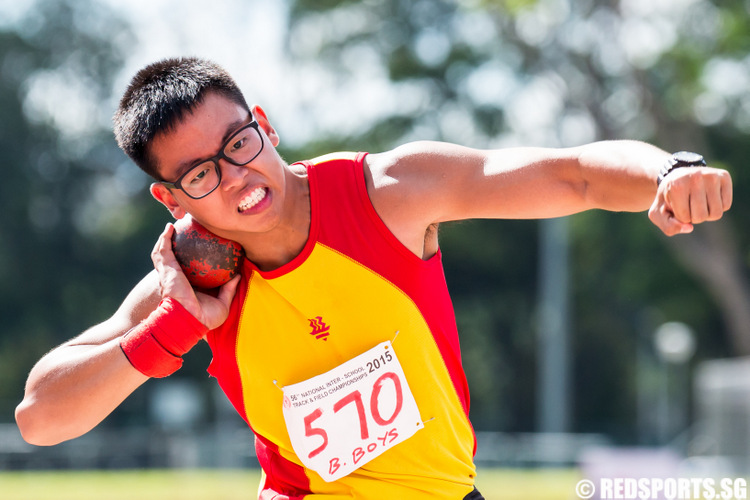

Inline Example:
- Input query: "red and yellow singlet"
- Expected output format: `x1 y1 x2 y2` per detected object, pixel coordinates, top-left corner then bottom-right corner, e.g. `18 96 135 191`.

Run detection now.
207 152 477 499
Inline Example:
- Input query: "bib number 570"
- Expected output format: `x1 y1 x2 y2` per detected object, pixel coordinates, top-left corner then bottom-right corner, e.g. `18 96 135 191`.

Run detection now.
281 341 423 482
305 372 404 459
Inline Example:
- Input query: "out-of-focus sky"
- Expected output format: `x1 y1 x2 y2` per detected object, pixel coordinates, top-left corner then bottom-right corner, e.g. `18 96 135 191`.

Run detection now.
1 0 406 149
101 0 311 145
105 0 426 149
3 0 737 153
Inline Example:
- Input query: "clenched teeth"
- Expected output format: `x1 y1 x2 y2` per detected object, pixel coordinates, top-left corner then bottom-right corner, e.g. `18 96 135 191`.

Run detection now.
238 187 267 212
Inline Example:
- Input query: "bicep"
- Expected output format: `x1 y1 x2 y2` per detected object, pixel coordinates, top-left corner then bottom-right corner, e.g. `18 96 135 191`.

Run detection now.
367 141 587 226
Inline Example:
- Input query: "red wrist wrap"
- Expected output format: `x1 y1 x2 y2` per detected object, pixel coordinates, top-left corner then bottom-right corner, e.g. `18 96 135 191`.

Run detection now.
120 297 208 378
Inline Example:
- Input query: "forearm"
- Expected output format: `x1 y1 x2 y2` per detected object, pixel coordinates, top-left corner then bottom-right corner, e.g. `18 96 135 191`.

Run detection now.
574 140 669 212
16 337 148 446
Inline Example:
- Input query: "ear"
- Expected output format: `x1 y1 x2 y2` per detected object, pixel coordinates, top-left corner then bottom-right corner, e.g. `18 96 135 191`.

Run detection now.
251 104 280 147
150 183 187 220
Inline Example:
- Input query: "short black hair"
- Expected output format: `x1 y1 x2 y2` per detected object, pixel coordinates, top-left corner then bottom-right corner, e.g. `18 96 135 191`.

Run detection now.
113 57 250 180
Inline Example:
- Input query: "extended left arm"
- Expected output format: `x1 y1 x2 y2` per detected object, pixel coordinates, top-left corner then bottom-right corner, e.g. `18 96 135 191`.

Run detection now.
366 140 732 239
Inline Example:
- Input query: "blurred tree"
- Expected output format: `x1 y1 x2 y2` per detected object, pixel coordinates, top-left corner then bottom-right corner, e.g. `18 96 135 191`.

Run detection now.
0 0 168 423
281 0 750 441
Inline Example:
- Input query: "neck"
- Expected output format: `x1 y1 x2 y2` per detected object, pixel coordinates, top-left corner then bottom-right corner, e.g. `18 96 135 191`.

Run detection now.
238 165 311 272
242 223 309 272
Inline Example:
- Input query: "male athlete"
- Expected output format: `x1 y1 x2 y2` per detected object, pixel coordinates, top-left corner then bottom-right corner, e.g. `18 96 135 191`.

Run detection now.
16 58 732 499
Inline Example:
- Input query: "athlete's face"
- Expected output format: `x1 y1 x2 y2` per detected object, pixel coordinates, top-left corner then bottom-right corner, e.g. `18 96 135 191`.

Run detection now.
149 92 296 240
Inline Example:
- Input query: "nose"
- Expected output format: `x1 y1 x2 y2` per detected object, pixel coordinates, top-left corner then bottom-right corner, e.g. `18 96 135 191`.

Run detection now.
218 159 247 191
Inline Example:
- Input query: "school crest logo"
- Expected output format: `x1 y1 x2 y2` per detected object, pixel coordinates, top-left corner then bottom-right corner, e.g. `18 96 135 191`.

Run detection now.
308 316 331 341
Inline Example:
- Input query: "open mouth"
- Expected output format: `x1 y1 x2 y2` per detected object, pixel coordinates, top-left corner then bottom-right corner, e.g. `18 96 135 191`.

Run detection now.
238 187 268 213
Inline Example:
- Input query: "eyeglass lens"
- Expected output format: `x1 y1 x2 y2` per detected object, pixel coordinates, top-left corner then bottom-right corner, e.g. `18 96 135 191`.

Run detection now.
181 124 262 198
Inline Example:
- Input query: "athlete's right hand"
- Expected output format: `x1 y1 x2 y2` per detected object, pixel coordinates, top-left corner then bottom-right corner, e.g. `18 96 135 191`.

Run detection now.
151 223 240 330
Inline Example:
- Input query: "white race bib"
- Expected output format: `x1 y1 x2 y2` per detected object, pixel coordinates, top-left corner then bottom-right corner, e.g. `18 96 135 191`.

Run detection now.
281 341 423 482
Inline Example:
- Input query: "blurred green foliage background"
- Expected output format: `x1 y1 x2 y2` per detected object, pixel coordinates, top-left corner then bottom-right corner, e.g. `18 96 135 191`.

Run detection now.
1 0 749 448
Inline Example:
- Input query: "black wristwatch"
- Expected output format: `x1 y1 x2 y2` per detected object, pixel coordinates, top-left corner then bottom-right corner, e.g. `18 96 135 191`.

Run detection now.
657 151 706 186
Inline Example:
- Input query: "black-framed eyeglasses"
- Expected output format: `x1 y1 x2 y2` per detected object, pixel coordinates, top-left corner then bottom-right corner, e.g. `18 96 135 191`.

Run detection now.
161 120 265 199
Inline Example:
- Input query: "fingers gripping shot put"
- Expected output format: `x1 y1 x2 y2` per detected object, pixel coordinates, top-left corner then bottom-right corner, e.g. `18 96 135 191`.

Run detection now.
15 57 733 500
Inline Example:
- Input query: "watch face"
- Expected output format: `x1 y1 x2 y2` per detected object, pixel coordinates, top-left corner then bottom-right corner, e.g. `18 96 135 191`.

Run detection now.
673 151 705 165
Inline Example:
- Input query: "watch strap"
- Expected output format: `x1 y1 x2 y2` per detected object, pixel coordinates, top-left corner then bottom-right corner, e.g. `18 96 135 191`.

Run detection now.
657 151 706 186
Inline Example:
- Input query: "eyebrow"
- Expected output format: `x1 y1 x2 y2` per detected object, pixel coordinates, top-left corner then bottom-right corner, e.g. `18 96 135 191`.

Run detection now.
174 117 250 176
